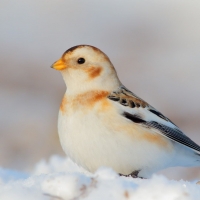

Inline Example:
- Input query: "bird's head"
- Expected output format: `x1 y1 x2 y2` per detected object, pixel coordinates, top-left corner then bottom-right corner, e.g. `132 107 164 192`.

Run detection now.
51 45 121 94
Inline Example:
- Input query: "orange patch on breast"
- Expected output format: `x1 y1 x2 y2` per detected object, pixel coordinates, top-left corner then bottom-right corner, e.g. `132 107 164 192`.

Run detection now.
118 121 171 150
72 90 110 109
140 131 170 148
60 95 67 113
85 66 102 79
99 99 111 111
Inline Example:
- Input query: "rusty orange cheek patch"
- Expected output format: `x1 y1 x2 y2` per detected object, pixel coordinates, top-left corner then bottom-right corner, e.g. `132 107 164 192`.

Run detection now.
60 95 67 113
85 66 102 79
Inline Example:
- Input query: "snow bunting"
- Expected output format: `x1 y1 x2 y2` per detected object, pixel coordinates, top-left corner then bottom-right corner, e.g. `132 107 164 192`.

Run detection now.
51 45 200 178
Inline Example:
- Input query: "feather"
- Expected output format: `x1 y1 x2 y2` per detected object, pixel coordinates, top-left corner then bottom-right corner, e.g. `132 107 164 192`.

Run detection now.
108 86 200 152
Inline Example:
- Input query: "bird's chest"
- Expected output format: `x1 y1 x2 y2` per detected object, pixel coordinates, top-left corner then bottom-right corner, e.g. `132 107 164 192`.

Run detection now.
57 92 114 164
58 92 111 127
58 99 114 169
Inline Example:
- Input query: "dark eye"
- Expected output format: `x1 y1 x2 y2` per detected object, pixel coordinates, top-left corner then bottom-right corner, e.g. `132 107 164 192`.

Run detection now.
77 58 85 64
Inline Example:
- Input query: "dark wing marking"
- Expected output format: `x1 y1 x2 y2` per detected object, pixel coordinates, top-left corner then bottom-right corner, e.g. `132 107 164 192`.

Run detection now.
129 100 136 108
108 96 120 101
149 109 169 121
149 109 177 126
123 112 200 152
120 98 129 106
123 112 146 123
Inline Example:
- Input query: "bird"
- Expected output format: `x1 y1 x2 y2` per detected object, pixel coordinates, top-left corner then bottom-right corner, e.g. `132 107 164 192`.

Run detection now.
51 45 200 178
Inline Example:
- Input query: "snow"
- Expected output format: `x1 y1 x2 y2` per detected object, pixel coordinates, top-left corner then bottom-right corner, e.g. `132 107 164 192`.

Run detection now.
1 155 200 200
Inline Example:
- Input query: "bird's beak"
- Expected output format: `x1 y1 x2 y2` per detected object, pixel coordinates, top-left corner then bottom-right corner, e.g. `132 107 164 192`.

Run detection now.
51 59 66 70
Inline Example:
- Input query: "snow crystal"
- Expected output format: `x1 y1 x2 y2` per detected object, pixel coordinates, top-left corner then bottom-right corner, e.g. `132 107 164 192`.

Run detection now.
0 155 200 200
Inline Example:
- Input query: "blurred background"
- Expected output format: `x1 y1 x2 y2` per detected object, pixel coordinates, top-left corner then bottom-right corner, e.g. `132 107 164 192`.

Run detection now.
1 0 200 180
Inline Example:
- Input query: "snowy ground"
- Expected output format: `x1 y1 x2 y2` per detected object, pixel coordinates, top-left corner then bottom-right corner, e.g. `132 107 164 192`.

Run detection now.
1 156 200 200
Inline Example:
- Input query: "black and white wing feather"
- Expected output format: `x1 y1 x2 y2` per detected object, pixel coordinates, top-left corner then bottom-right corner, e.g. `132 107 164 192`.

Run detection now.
108 86 200 153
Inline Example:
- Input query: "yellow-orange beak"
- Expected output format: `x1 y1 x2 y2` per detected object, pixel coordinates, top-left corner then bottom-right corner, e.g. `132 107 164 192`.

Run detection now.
51 59 66 70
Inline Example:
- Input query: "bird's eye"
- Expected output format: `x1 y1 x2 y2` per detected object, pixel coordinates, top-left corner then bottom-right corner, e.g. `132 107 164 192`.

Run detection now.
77 58 85 64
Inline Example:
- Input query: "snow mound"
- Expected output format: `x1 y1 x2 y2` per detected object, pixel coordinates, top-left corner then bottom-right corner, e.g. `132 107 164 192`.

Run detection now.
0 155 200 200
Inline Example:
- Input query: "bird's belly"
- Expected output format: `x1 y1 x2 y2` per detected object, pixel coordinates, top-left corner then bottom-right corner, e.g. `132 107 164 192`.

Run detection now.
58 110 174 177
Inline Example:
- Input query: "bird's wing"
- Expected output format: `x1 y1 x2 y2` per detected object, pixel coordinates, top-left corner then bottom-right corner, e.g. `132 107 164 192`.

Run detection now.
107 86 200 152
